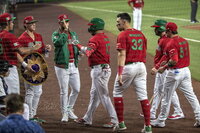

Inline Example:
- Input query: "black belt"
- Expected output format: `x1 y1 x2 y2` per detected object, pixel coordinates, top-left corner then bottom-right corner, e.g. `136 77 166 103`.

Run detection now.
91 64 109 69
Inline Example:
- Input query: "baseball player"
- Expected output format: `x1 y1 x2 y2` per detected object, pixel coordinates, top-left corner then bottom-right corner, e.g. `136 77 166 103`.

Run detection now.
52 14 81 122
150 20 184 120
128 0 144 30
74 18 119 131
151 22 200 128
18 16 51 122
113 13 151 133
0 13 41 95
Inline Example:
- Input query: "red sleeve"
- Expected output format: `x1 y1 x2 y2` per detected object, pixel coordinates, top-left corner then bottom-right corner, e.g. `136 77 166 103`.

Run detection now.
84 39 98 57
116 32 126 50
167 40 178 63
8 34 21 49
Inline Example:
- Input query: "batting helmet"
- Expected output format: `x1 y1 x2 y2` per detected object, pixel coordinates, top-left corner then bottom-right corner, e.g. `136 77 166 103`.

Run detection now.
151 19 167 32
88 18 105 32
0 60 12 73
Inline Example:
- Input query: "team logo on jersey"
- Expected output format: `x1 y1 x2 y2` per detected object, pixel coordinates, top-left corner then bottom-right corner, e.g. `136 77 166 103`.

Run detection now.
21 52 48 86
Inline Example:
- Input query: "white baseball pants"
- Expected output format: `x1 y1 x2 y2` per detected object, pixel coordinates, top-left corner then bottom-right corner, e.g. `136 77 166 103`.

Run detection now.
133 7 142 31
4 66 20 94
24 82 42 118
113 62 147 101
158 67 200 121
83 65 118 125
54 63 80 115
151 71 183 118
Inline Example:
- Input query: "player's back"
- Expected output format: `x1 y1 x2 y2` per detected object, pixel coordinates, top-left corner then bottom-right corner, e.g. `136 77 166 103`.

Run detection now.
118 28 147 64
88 33 110 67
173 36 190 68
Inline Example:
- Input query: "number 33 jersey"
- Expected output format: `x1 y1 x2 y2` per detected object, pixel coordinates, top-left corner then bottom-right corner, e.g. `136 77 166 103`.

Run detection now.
116 28 147 64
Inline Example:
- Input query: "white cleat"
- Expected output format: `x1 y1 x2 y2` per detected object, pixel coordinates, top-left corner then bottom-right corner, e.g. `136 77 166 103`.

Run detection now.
61 113 68 122
68 109 78 120
151 119 165 128
194 119 200 127
168 113 185 120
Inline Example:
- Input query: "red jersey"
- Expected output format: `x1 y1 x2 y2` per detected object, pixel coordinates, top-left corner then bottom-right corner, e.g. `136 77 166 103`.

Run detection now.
128 0 144 8
166 36 190 69
0 30 21 65
66 32 74 60
116 28 147 64
154 35 171 69
87 33 110 67
18 31 45 55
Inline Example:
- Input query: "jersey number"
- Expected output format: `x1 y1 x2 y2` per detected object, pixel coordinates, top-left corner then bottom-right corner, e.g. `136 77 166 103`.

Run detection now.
106 43 110 54
131 39 143 50
0 43 3 55
180 47 188 58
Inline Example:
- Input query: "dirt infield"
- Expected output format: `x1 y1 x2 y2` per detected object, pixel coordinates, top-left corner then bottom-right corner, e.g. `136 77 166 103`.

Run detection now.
15 2 200 133
182 24 200 30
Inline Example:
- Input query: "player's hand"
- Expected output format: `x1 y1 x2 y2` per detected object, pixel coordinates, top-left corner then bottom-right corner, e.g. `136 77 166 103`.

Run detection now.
118 75 123 86
72 40 79 45
26 64 36 73
63 19 69 31
158 66 165 74
45 44 52 52
151 67 158 75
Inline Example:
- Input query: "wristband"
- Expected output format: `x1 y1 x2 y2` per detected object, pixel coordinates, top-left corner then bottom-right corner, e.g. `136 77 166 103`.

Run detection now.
118 66 124 75
22 61 28 68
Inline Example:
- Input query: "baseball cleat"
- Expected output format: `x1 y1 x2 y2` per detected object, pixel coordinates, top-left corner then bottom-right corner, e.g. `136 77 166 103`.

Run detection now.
61 113 68 122
103 122 115 128
74 118 91 126
168 113 185 120
141 125 152 133
118 121 127 130
194 120 200 127
68 109 78 120
30 117 46 124
151 119 165 128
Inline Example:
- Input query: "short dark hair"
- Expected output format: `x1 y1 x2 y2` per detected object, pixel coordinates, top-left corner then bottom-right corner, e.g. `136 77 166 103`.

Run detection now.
5 94 24 114
117 13 131 23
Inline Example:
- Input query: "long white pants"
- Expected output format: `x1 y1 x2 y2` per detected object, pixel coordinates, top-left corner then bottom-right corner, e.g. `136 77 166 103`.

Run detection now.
54 63 80 115
24 82 42 118
151 71 183 118
133 7 142 31
158 67 200 121
83 66 118 125
4 66 20 94
113 62 147 101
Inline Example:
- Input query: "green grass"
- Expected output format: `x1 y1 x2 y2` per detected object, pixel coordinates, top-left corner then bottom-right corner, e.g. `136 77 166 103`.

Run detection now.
61 0 200 81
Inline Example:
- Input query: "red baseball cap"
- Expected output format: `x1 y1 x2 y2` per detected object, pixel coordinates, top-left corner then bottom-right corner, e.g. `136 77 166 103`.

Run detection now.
0 13 16 24
24 16 38 24
58 14 69 22
166 22 178 32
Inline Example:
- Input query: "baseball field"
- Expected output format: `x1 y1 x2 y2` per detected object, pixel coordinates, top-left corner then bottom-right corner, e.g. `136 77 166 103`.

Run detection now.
61 0 200 81
13 0 200 133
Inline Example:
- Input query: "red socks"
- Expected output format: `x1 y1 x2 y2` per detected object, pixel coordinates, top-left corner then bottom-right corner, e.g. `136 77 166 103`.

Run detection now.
114 97 124 123
140 99 151 126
